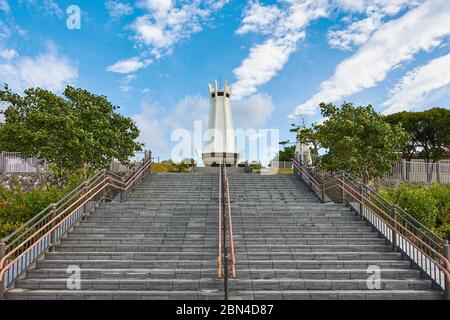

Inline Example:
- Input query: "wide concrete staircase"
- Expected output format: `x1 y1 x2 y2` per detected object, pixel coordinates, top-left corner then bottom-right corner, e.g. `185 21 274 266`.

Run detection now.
6 169 443 299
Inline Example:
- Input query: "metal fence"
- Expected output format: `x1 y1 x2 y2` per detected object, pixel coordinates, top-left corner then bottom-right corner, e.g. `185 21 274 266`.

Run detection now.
0 152 49 173
269 161 293 169
0 151 147 174
386 159 450 184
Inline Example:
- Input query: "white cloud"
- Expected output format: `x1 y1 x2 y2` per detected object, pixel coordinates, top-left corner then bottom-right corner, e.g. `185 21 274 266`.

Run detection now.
233 0 329 100
119 74 137 92
0 47 78 92
233 33 305 99
0 0 10 13
328 10 382 50
162 94 210 130
236 2 281 35
130 0 228 59
233 93 275 129
0 48 18 59
328 1 422 51
333 0 418 15
105 0 134 18
293 0 450 116
132 103 167 152
106 56 151 74
131 94 211 154
382 52 450 114
22 0 64 18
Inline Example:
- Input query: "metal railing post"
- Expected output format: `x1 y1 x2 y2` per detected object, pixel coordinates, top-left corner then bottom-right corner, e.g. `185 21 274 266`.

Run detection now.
341 172 346 205
0 151 5 174
49 204 57 251
442 240 450 300
0 241 5 299
391 206 398 252
358 183 364 220
321 183 325 203
82 181 89 220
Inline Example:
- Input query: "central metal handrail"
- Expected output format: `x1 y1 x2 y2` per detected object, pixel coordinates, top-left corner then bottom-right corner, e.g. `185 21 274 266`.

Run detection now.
292 156 450 299
0 151 153 298
223 164 236 279
217 160 237 300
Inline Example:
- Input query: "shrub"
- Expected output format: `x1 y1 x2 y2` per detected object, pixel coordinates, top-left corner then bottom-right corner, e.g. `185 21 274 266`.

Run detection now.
249 163 262 170
380 184 439 229
434 223 450 240
0 172 88 238
428 183 450 226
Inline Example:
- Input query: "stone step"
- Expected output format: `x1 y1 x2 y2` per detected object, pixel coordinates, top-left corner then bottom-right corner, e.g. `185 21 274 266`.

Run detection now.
44 251 403 261
68 231 381 239
234 290 443 300
6 289 442 300
26 268 421 280
55 244 394 253
85 217 361 223
36 259 412 270
6 289 223 300
60 237 385 245
14 278 433 291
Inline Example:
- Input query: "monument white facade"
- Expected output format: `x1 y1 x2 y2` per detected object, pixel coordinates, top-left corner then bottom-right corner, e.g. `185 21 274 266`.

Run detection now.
202 80 238 166
295 130 314 165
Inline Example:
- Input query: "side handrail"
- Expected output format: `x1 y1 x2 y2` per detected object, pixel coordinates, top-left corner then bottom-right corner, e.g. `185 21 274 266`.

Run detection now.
292 156 450 298
0 151 152 297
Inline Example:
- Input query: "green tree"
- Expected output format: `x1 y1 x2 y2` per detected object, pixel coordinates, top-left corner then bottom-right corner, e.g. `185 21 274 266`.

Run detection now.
0 85 142 174
276 145 295 162
315 102 409 183
385 108 450 162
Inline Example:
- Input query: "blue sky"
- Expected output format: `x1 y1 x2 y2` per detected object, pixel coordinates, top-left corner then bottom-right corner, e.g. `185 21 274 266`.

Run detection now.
0 0 449 163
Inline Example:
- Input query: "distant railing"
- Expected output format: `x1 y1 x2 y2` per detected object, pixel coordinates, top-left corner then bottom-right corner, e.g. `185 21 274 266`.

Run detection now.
0 151 147 174
217 161 236 300
292 157 450 300
269 161 293 169
0 152 48 173
386 159 450 184
0 151 152 298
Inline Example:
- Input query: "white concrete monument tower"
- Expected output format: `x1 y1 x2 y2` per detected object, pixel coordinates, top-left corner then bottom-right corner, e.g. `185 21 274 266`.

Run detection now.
202 80 238 166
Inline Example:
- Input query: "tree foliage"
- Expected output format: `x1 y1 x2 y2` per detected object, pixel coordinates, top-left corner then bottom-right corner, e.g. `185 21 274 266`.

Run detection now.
313 102 409 183
276 145 295 162
385 108 450 162
0 85 142 173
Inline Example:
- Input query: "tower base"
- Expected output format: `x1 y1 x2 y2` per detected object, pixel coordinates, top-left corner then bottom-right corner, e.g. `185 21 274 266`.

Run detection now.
202 152 238 167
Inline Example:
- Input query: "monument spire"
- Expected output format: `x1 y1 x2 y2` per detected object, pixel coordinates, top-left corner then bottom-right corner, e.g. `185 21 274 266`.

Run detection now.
202 80 238 166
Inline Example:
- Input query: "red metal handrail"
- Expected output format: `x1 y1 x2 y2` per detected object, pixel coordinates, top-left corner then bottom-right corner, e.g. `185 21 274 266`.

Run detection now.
217 163 223 278
223 164 236 278
292 157 450 299
217 162 236 280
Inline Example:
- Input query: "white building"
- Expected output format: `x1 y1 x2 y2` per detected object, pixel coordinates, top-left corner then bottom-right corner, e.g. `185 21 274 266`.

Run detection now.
202 80 238 166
